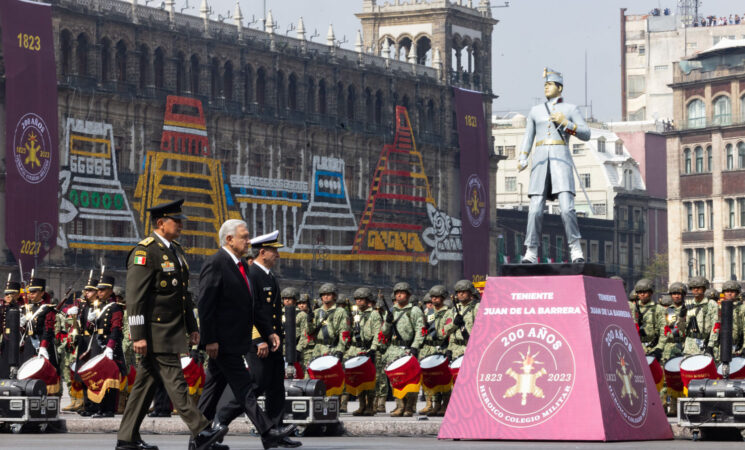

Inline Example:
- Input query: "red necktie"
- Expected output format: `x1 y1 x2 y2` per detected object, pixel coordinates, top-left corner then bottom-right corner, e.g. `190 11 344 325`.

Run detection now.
238 262 251 294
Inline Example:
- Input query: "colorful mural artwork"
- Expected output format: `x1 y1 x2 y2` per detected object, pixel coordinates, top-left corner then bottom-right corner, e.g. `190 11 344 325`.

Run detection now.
58 119 141 251
57 96 462 264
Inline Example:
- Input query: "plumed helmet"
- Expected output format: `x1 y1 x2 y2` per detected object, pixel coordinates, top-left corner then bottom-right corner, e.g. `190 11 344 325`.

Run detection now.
353 287 373 301
318 283 338 295
280 287 299 300
634 278 654 293
687 276 709 289
722 280 742 293
454 279 473 292
668 282 687 295
393 282 411 294
428 285 448 298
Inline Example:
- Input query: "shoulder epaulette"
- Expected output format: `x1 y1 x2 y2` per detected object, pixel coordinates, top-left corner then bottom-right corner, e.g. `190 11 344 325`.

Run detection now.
171 239 181 247
138 237 155 246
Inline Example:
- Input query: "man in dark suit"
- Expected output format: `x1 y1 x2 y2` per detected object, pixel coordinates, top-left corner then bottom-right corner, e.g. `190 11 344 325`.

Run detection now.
217 230 301 449
197 220 295 450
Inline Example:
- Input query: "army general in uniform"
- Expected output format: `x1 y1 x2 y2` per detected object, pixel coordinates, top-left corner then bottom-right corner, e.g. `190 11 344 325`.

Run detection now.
116 200 227 450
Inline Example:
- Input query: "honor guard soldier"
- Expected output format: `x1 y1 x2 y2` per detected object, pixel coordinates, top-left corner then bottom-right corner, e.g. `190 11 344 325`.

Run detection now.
345 287 381 416
444 280 479 360
295 293 315 375
683 276 719 357
380 282 424 417
117 199 227 450
419 285 452 417
0 279 22 378
651 282 687 416
632 279 660 355
20 277 61 395
372 289 391 413
310 283 351 411
76 272 103 416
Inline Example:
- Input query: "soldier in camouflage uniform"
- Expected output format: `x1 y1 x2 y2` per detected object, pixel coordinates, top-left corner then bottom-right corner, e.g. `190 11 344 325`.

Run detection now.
682 276 718 357
631 279 660 355
708 282 740 364
728 282 744 356
418 285 452 417
444 280 479 360
295 293 314 377
310 283 351 410
380 282 425 417
345 287 382 416
372 290 390 413
651 282 687 416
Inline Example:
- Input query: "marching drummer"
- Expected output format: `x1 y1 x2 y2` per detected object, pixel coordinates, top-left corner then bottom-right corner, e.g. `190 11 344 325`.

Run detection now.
372 289 391 414
295 293 315 377
0 278 22 379
310 283 351 411
651 281 687 416
443 280 479 361
20 277 61 395
380 282 424 417
75 271 102 417
683 276 718 357
91 274 126 418
418 285 451 417
731 282 745 357
344 287 381 416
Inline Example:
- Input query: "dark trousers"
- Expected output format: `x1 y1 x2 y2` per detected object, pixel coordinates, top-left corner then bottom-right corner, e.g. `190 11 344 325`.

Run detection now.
197 353 273 435
99 389 117 414
220 351 285 427
117 353 209 442
152 381 172 413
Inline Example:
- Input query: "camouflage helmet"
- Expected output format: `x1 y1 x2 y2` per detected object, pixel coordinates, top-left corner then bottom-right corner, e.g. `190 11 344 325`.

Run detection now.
392 282 411 294
704 288 719 301
409 294 420 306
353 287 373 301
297 293 311 304
280 287 299 300
337 296 350 306
634 278 654 293
628 289 638 301
658 294 673 307
687 276 709 290
721 280 741 293
318 283 338 296
668 282 687 295
454 279 474 293
428 284 448 298
422 293 432 304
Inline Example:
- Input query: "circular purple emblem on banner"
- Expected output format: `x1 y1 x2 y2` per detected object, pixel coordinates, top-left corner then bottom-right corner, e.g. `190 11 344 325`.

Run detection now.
14 112 53 184
601 324 649 427
465 173 486 227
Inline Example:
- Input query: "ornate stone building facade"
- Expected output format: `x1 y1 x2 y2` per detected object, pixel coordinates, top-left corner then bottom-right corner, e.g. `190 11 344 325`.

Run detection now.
0 0 498 297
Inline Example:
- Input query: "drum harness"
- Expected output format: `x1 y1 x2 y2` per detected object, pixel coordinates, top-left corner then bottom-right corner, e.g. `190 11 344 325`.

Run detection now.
352 310 372 348
391 308 414 348
317 308 340 347
686 300 709 350
21 303 50 352
424 308 447 350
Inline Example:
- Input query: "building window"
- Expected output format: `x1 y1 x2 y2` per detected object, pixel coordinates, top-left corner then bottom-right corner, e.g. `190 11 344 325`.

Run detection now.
686 202 693 231
627 75 645 99
739 142 745 169
706 145 712 171
708 248 714 280
741 95 745 122
686 249 694 277
605 242 613 268
590 241 599 263
740 198 745 227
505 177 517 192
592 203 607 215
728 199 735 228
515 233 524 256
741 247 745 279
615 140 623 156
712 95 732 126
687 99 706 128
728 247 736 279
707 200 713 230
573 143 584 154
638 45 645 55
580 173 591 188
684 148 691 174
495 145 504 155
726 144 734 169
556 236 564 262
505 145 516 159
696 201 705 229
695 146 704 173
597 138 606 153
697 248 706 278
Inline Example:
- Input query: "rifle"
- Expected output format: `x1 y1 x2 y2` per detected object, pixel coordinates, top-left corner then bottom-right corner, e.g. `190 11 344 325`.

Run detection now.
381 290 406 345
453 301 471 343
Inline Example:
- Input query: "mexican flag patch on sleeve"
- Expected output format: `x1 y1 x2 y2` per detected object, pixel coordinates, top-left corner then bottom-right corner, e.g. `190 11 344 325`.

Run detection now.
134 255 147 265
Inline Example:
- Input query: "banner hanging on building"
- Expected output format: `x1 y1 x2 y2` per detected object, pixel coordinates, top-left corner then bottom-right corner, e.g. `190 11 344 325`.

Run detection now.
453 88 490 279
2 0 59 271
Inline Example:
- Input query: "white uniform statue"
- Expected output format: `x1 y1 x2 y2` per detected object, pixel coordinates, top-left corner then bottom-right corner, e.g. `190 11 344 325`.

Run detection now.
518 68 591 264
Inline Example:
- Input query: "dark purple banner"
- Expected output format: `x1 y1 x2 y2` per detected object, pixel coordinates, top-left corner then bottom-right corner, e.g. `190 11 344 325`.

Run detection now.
2 0 59 271
453 88 490 280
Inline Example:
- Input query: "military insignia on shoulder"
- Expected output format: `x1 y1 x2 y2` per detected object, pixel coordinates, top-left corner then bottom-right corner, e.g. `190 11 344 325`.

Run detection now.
138 237 155 246
134 255 147 265
135 250 147 256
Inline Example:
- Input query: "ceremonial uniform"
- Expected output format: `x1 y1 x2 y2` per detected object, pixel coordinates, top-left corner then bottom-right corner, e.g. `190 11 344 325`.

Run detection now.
74 278 101 416
295 298 314 375
0 280 22 379
20 278 60 395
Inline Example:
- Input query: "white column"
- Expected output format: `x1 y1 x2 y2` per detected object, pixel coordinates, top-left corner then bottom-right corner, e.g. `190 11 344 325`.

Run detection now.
252 203 258 235
261 204 267 233
282 205 288 245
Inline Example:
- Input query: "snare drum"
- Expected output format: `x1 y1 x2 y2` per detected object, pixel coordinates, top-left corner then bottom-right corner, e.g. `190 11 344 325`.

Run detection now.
663 356 684 394
308 355 345 396
384 355 421 399
646 356 664 392
78 354 123 403
420 354 453 394
181 356 205 396
17 356 60 395
344 356 376 396
449 356 464 383
680 354 719 395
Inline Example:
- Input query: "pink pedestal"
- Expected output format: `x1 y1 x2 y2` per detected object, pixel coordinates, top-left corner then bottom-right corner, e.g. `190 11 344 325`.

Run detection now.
439 275 673 441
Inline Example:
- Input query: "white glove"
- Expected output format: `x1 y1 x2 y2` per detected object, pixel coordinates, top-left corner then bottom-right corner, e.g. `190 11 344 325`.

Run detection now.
67 306 79 316
38 347 49 359
104 347 114 360
87 309 98 322
19 315 28 328
517 158 529 172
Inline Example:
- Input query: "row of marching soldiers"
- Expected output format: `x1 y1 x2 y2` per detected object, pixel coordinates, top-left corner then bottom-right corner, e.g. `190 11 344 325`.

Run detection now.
625 275 745 416
280 279 480 417
0 271 136 417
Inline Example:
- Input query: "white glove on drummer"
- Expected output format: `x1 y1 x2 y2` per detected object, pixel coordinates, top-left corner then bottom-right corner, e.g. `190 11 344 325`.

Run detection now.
38 347 49 360
67 306 79 317
104 347 114 360
19 315 28 328
87 309 98 322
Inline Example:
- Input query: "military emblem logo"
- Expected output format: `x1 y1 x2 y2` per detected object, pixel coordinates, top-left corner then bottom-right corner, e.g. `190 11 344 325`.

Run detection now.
13 112 53 184
476 323 575 428
601 324 648 427
465 174 486 227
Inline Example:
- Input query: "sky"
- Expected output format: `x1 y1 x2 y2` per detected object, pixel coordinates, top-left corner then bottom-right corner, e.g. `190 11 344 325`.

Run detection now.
202 0 738 122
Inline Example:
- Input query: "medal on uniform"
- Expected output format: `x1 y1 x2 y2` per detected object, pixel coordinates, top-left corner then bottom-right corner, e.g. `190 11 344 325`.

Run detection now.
161 261 175 273
172 278 178 286
163 255 169 260
160 281 167 287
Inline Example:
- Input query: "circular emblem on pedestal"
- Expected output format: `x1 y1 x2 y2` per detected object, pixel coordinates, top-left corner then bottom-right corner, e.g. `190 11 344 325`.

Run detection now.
464 174 486 227
475 323 575 428
13 113 53 184
600 324 649 428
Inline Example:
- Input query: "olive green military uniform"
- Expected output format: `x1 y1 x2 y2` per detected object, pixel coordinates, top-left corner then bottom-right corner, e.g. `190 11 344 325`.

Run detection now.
345 288 382 416
310 305 350 359
381 301 425 416
117 233 209 443
652 282 687 416
683 297 719 356
372 295 390 413
444 301 478 359
295 307 312 370
419 295 451 416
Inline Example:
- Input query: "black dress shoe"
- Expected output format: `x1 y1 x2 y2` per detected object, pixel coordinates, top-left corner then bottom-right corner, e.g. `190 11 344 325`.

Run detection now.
147 411 171 418
78 409 94 417
210 443 230 450
191 424 229 450
261 425 297 449
92 411 115 418
276 436 302 448
115 440 159 450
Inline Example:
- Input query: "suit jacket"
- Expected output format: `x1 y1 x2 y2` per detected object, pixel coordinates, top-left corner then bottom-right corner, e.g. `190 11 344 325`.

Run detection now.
521 96 591 198
197 248 256 355
249 263 283 351
125 232 197 354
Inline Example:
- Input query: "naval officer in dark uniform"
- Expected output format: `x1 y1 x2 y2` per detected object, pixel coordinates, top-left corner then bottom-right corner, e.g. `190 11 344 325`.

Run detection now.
116 199 227 450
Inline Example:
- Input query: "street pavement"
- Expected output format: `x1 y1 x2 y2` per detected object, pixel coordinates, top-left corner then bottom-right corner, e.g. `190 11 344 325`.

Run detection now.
1 434 745 450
